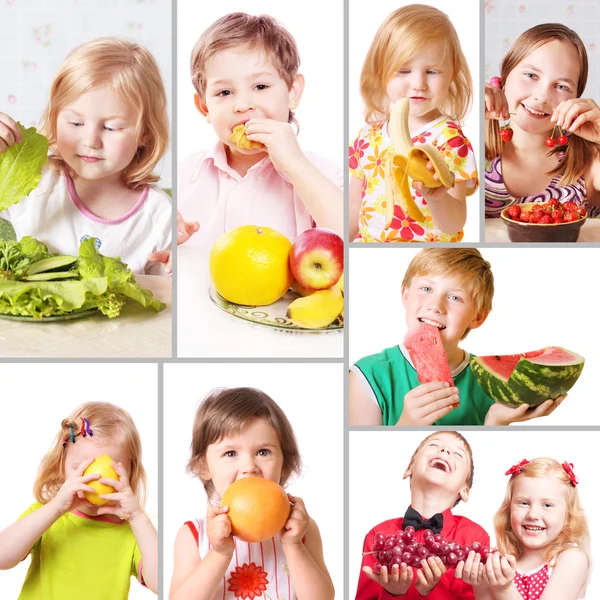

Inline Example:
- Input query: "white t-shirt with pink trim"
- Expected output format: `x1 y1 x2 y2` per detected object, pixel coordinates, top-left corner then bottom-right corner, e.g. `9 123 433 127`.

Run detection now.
186 517 297 600
1 166 172 274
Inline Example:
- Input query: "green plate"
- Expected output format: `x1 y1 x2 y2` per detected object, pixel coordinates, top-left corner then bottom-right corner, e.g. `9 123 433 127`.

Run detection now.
0 308 99 322
209 286 343 333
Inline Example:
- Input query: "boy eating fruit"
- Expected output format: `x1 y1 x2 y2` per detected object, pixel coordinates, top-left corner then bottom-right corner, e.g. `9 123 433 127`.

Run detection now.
356 431 488 599
349 248 565 426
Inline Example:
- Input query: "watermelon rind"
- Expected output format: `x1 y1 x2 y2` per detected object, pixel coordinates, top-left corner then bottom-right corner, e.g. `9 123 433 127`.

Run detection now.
470 347 584 407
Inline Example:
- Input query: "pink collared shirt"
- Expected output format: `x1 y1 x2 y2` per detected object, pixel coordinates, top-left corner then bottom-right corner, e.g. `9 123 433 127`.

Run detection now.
178 142 343 248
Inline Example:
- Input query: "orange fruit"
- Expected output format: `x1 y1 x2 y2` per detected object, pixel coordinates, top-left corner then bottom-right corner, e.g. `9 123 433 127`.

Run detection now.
209 225 293 306
221 477 291 543
83 454 119 506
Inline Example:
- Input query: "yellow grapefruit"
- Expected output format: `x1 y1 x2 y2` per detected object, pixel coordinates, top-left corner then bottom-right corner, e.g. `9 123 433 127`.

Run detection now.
209 226 293 306
83 454 119 506
221 477 291 543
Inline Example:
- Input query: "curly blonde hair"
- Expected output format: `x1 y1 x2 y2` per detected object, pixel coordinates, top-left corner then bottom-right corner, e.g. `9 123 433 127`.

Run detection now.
39 37 169 189
494 458 590 564
360 4 472 125
34 402 148 508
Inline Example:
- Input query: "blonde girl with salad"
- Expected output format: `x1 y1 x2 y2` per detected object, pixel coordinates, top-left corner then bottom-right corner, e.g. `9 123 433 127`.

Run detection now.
0 37 171 274
349 4 478 243
0 401 158 599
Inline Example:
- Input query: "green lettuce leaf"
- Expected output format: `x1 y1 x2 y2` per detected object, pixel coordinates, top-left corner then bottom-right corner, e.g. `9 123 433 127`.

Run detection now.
0 277 107 319
0 124 49 210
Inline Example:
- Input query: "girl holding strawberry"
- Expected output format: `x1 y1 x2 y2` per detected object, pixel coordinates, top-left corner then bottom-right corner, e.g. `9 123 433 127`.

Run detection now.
485 23 600 220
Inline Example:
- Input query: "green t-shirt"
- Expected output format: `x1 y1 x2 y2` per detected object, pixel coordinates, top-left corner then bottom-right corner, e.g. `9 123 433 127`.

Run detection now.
354 345 494 426
17 503 143 600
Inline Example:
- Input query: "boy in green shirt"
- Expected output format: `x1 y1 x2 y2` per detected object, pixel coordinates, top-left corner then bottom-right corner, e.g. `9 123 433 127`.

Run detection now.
349 249 565 426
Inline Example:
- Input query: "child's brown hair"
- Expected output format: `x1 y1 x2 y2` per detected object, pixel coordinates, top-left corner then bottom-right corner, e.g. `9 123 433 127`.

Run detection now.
405 432 474 507
494 458 590 564
190 13 301 128
360 4 472 125
34 401 148 507
485 23 597 186
188 387 302 502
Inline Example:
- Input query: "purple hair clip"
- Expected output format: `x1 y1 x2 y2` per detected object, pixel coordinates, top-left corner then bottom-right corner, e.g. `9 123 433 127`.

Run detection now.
84 418 93 436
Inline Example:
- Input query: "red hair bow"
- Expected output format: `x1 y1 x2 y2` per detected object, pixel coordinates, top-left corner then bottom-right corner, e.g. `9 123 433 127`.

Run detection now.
505 459 529 476
562 462 579 486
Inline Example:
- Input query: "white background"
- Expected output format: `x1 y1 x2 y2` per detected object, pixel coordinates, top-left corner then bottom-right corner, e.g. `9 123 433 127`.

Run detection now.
349 247 599 425
0 363 158 600
163 363 345 596
349 0 481 242
177 0 344 166
0 0 172 187
349 430 599 597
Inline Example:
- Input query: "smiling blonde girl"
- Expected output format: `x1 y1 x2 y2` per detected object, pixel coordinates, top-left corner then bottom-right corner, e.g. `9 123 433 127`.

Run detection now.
0 37 171 274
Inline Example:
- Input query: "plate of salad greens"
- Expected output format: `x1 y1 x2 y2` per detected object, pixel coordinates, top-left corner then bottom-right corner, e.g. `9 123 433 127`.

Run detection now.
0 236 166 321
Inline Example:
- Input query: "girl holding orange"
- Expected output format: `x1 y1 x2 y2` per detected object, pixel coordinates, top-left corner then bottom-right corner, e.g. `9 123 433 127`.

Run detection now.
168 387 334 600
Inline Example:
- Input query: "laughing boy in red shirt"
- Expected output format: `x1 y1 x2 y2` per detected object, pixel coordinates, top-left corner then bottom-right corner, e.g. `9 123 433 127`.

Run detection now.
356 432 489 599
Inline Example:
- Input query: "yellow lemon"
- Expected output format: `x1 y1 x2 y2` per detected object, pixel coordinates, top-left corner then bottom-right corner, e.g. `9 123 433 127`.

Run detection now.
209 226 293 306
83 454 119 506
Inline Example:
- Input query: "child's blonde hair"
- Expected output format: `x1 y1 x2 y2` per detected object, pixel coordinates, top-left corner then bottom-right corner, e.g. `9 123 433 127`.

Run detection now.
190 13 301 129
402 248 494 339
495 458 590 564
34 401 148 507
406 432 474 507
360 4 472 125
188 387 302 503
485 24 597 186
39 37 169 189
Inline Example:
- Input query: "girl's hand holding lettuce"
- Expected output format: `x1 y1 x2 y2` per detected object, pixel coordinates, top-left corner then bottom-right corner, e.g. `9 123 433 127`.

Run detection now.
0 116 48 210
0 236 165 319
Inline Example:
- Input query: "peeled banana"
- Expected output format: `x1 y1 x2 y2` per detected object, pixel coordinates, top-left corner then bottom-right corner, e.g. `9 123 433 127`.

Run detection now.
384 98 455 228
286 286 343 329
230 124 265 150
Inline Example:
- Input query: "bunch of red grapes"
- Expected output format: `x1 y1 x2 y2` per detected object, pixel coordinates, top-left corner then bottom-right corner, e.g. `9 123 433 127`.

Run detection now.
369 527 491 575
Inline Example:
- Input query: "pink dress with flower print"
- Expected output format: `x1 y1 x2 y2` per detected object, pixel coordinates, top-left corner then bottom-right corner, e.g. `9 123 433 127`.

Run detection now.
186 518 296 600
349 116 478 243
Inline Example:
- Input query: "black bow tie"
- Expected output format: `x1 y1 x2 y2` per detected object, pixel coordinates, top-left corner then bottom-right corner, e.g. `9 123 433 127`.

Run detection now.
403 507 444 534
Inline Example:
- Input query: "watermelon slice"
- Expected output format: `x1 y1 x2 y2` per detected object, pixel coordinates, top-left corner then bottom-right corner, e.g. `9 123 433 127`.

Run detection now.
471 347 584 407
405 325 453 386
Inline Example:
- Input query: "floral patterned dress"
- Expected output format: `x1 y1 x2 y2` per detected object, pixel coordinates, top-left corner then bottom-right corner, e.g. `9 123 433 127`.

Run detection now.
185 518 296 600
349 116 478 242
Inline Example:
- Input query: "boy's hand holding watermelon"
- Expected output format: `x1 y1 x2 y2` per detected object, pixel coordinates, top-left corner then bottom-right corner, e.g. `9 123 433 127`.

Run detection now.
397 381 460 426
484 394 567 426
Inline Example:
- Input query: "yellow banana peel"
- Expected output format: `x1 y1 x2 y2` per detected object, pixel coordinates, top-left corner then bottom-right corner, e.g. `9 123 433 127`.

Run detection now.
384 98 455 228
230 124 265 150
286 286 343 329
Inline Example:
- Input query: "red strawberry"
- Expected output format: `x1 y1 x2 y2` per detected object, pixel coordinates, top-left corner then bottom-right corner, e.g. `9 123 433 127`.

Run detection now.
575 207 587 217
520 212 531 223
529 211 543 223
562 201 577 213
552 213 564 223
548 199 560 209
539 214 552 224
507 205 522 220
531 204 545 213
500 128 513 142
564 211 579 222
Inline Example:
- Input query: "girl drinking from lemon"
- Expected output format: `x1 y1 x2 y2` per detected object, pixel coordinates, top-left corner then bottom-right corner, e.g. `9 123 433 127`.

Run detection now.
0 401 158 598
169 387 334 600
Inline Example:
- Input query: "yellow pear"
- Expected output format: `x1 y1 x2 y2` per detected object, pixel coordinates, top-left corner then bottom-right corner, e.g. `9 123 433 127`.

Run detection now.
83 454 119 506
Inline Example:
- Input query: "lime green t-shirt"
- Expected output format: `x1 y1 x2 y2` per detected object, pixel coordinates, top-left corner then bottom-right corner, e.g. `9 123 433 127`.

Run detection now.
17 503 143 600
354 345 494 426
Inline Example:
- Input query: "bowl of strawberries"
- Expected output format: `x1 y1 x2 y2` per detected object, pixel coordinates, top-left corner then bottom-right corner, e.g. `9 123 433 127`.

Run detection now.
501 200 587 242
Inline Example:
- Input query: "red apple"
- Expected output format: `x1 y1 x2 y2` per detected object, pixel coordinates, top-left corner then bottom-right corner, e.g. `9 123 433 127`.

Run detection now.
289 228 344 290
